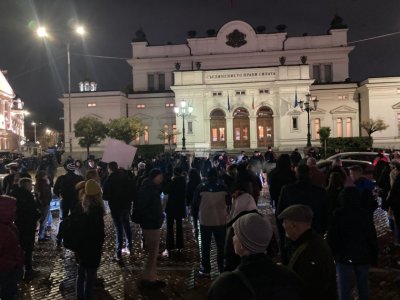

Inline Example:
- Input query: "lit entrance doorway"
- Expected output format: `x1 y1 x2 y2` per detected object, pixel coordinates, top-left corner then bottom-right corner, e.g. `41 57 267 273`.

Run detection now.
233 107 250 148
210 109 227 149
257 106 274 148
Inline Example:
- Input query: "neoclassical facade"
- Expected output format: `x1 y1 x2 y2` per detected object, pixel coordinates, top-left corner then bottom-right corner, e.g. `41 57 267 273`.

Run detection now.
59 19 400 156
0 70 25 151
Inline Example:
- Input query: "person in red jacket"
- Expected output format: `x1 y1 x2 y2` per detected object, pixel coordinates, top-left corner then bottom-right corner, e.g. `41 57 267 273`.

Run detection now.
0 195 24 300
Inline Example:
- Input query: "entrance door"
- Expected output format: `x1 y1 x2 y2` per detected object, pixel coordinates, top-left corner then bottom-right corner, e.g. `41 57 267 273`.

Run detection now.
233 108 250 148
257 107 274 148
210 109 227 149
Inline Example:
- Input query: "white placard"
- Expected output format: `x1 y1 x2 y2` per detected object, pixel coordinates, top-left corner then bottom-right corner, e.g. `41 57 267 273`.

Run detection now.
101 139 137 170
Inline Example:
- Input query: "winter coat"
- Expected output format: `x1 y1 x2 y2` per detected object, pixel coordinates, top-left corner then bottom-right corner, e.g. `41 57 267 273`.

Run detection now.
75 206 105 268
164 175 187 218
327 187 378 266
278 179 329 235
208 253 304 300
12 187 40 252
136 179 164 230
287 229 337 300
53 171 84 211
34 178 52 207
268 167 296 205
0 196 24 272
102 170 132 213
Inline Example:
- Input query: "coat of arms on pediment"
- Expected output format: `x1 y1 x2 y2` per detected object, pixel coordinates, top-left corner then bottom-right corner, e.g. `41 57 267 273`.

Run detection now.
226 29 247 48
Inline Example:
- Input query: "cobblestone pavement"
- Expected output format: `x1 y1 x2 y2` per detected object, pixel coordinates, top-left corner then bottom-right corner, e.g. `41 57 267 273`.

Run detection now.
18 193 400 300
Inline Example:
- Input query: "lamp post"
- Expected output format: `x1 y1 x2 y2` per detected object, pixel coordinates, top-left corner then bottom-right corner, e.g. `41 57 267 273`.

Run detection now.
31 122 37 144
174 100 193 151
36 25 86 154
298 93 319 147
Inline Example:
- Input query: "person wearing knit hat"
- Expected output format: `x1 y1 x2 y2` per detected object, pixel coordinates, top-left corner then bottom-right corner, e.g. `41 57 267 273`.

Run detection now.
75 179 105 300
208 212 304 299
279 204 337 300
0 195 24 299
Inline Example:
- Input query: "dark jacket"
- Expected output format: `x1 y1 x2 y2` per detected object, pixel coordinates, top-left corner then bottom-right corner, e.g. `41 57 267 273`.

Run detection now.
268 167 296 205
287 229 337 300
208 253 304 300
75 206 105 268
164 175 187 218
354 177 377 215
102 170 132 213
53 171 83 211
278 179 328 235
327 187 378 266
136 179 164 229
12 187 40 252
34 178 52 207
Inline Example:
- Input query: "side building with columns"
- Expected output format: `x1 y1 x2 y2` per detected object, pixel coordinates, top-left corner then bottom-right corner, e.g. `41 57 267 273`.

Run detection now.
0 70 25 151
59 18 400 156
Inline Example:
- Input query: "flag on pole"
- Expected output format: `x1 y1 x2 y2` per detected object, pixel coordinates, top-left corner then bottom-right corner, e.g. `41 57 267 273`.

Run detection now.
227 95 231 112
252 95 255 109
294 89 298 108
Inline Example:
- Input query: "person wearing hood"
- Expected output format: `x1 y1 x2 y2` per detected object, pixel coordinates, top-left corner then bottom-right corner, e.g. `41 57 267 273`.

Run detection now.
162 167 187 257
327 187 378 300
0 195 24 300
136 168 166 288
208 213 304 300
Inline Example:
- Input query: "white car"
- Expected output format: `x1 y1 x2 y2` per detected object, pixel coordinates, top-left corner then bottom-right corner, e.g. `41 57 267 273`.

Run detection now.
326 152 390 163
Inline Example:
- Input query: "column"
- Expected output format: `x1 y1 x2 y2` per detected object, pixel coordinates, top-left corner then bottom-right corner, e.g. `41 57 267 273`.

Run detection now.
249 115 257 149
226 116 234 150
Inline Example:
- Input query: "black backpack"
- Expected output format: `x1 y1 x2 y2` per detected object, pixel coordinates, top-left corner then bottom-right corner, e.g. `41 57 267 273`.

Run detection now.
59 214 82 251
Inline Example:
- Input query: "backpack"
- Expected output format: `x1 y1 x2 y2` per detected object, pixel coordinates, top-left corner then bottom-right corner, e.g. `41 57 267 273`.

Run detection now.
59 214 82 251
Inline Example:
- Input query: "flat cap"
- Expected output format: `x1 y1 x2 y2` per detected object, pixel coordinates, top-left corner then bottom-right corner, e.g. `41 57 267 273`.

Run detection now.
278 204 314 223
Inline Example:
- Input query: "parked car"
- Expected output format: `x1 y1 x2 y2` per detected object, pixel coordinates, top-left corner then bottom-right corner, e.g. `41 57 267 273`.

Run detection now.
326 152 390 163
317 159 375 181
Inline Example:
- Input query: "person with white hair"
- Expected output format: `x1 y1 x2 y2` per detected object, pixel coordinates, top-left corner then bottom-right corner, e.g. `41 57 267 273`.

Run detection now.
208 213 304 300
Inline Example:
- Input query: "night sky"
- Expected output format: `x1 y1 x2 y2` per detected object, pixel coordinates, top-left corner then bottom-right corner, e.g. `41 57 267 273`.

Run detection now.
1 0 400 132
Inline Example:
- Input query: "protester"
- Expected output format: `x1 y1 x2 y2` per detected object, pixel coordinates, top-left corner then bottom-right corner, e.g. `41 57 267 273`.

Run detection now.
163 167 187 257
307 157 326 188
0 195 24 300
102 161 133 259
12 178 41 281
349 165 377 215
75 179 105 300
193 169 230 275
136 168 166 288
290 148 302 167
208 213 304 300
327 187 378 300
2 165 20 196
279 204 337 300
35 170 52 242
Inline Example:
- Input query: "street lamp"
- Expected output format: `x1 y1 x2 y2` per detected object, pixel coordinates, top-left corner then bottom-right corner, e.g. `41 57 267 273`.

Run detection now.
174 100 193 151
31 122 37 144
298 93 319 147
36 24 87 154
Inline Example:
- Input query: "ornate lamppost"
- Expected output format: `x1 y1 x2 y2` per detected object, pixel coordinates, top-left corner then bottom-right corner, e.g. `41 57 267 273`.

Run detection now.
299 93 319 147
174 100 193 151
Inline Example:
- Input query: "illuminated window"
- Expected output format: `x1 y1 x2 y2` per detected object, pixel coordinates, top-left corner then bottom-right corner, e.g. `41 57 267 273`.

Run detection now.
136 104 145 109
314 118 321 139
219 127 225 141
258 126 264 140
135 132 140 145
235 128 241 140
144 126 149 144
242 127 248 140
173 124 177 144
235 90 245 95
212 91 222 96
165 103 174 108
337 118 343 137
87 103 97 107
338 95 348 101
164 125 169 144
346 118 352 137
212 128 218 141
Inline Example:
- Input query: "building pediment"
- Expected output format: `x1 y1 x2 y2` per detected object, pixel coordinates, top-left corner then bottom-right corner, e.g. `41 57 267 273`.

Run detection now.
158 112 176 120
392 102 400 109
330 105 357 114
287 109 302 116
131 113 153 120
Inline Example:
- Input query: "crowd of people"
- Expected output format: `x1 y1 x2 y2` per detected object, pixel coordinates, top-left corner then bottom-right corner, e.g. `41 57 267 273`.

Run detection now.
0 147 399 299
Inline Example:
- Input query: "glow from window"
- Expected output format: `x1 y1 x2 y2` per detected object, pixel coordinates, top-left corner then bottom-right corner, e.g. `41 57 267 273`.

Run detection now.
337 118 343 137
87 103 97 107
137 104 145 109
